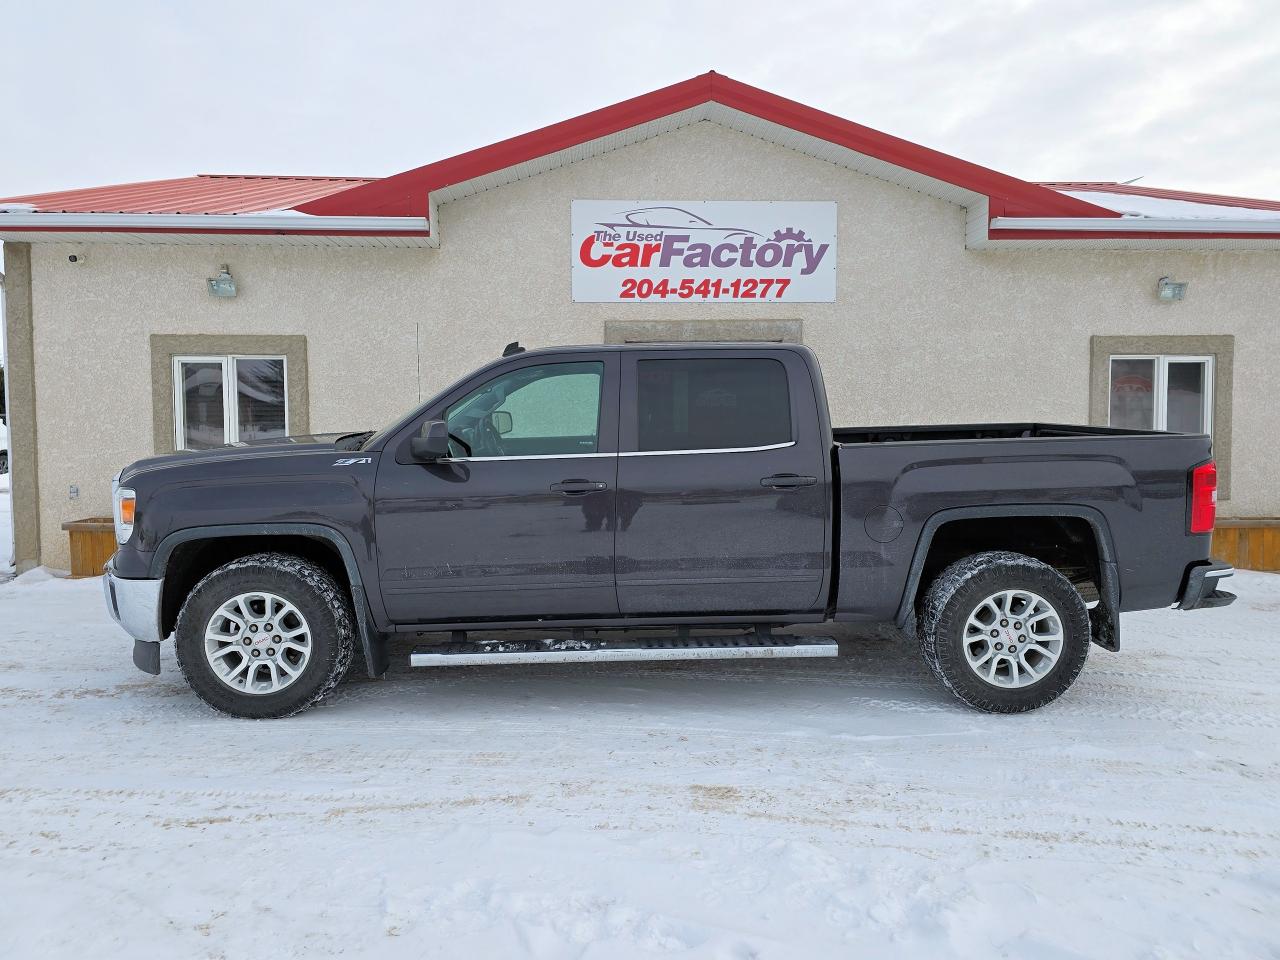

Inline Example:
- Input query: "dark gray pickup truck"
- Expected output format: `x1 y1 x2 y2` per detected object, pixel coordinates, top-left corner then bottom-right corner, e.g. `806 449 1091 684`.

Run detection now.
104 342 1234 718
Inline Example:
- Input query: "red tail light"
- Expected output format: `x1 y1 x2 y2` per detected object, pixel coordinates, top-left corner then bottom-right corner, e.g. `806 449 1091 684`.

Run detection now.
1189 461 1218 533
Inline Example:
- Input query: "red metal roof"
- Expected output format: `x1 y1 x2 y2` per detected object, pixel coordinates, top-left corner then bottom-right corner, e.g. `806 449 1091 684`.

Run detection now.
296 71 1115 221
1039 182 1280 212
2 74 1276 244
0 174 378 215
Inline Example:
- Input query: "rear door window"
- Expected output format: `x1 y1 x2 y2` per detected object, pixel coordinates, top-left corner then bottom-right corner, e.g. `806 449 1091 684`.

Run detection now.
636 358 791 452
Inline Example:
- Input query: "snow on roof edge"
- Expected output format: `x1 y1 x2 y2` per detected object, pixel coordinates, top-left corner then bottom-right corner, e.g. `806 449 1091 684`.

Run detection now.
1058 191 1280 222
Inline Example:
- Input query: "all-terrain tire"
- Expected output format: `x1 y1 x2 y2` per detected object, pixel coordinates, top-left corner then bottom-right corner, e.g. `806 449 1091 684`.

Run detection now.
919 551 1090 713
174 553 355 719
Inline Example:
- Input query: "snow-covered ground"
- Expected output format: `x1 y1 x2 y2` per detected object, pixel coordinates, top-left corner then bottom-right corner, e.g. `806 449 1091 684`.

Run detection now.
0 565 1277 959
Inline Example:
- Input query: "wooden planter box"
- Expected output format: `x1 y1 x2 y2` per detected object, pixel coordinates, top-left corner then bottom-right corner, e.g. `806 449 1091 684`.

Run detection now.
1213 519 1280 573
61 517 116 578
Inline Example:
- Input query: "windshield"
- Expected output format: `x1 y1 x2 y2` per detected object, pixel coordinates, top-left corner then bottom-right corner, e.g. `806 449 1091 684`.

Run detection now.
358 397 432 451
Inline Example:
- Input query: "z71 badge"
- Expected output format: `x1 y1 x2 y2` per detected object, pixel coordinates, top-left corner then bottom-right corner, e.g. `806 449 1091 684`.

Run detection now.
332 457 373 466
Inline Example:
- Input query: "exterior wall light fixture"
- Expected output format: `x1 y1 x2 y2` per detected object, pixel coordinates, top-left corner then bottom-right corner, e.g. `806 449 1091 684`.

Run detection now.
207 265 237 298
1156 276 1188 301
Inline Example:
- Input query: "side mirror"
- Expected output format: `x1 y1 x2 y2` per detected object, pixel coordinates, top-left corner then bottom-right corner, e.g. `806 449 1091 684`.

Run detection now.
410 419 451 461
491 410 513 436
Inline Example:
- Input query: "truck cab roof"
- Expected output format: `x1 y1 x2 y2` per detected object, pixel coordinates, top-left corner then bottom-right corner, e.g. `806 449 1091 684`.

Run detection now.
506 342 811 355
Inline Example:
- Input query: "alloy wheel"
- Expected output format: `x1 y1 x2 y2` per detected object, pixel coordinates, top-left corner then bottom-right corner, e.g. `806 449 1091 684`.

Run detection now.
961 589 1064 688
203 591 313 695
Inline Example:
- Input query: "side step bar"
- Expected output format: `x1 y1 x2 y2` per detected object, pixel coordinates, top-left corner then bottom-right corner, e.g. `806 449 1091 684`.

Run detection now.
410 635 839 667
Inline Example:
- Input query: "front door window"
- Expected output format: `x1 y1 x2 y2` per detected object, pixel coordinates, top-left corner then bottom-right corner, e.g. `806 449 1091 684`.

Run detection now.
444 361 604 458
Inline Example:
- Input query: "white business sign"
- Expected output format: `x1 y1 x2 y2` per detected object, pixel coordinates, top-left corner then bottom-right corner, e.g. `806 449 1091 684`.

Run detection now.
572 200 836 303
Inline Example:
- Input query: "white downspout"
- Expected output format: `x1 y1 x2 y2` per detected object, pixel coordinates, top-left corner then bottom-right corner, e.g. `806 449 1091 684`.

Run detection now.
0 259 12 573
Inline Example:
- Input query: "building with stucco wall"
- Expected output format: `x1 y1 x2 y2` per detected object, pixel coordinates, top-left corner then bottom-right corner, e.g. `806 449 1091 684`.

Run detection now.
2 72 1278 572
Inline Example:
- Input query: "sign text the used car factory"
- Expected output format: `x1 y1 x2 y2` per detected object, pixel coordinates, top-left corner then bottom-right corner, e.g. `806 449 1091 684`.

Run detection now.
572 200 837 302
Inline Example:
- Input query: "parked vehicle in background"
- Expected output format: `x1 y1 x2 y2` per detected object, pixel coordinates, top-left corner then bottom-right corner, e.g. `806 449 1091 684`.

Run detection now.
102 343 1235 718
1 416 8 474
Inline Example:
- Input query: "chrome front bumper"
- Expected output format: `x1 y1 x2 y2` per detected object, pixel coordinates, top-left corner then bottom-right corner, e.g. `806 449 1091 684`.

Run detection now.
103 562 165 674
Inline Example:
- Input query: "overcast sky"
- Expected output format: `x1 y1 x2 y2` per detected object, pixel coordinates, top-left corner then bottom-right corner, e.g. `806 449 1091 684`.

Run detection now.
3 0 1278 200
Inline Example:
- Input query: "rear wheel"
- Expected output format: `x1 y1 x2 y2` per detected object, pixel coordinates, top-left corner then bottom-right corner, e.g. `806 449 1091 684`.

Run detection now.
174 553 354 718
919 551 1090 713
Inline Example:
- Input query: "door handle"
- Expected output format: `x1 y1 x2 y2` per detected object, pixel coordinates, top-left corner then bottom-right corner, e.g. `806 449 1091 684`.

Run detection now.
551 479 608 495
761 474 817 489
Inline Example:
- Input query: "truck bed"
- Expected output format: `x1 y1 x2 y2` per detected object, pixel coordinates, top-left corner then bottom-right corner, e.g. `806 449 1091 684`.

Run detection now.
831 423 1215 623
833 422 1168 445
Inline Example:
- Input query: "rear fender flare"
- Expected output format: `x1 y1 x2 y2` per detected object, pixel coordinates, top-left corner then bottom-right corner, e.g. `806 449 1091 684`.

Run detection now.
894 504 1120 651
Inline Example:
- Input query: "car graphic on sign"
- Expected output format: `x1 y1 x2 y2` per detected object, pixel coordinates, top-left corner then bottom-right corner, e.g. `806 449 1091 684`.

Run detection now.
595 206 762 238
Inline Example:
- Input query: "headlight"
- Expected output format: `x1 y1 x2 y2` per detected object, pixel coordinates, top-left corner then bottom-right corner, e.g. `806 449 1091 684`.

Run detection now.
112 478 136 545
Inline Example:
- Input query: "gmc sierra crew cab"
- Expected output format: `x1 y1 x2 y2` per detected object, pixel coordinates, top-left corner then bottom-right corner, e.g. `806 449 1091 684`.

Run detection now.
103 342 1235 718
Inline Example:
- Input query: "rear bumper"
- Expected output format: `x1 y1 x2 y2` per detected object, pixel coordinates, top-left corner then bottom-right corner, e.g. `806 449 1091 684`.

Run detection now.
102 562 165 674
1177 560 1236 611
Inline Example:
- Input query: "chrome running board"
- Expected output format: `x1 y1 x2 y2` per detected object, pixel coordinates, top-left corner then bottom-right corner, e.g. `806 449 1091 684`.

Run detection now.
410 635 838 667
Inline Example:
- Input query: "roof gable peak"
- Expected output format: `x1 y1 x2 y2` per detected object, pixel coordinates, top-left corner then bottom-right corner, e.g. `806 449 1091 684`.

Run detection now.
295 72 1112 221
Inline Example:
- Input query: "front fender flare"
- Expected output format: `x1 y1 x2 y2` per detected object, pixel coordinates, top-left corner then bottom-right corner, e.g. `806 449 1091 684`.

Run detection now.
152 523 388 677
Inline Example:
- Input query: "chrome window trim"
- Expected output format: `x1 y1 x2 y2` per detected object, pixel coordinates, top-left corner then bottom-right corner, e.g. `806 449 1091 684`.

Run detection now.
439 451 613 463
437 441 796 463
620 441 796 457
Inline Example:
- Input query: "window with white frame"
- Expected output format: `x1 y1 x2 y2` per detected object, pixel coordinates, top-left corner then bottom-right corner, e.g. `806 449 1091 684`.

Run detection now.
173 355 288 450
1108 355 1213 434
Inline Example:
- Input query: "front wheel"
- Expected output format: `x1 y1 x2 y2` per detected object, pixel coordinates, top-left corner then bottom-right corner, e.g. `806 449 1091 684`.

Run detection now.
919 551 1090 713
174 553 355 718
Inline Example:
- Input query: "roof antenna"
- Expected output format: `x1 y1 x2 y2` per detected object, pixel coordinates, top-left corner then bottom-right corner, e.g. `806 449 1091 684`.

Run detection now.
1121 176 1144 185
502 341 526 357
